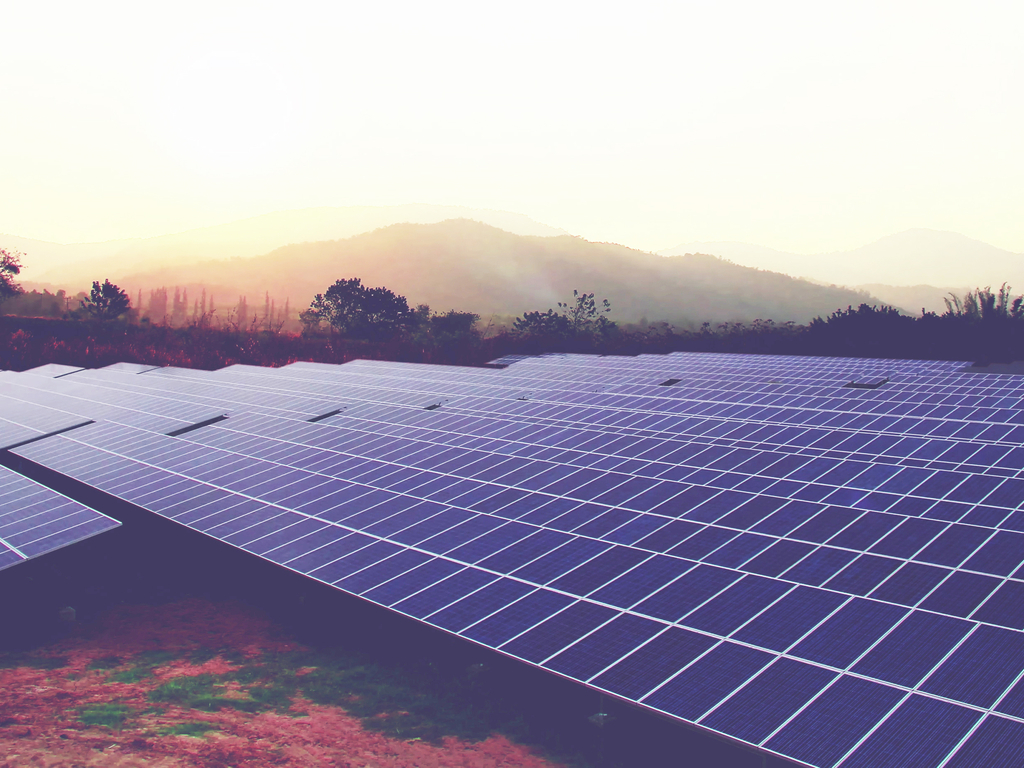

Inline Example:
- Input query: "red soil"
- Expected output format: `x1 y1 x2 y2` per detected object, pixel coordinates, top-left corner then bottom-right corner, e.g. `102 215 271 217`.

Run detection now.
0 599 563 768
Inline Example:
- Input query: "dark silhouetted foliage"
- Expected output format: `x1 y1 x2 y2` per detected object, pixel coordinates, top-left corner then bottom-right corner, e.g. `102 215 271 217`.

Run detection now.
944 284 1024 320
0 248 24 303
1 289 76 318
303 278 414 340
80 280 131 320
7 285 1024 374
513 290 616 345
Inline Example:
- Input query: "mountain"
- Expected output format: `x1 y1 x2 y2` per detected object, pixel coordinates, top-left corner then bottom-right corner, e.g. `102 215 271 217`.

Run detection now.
660 229 1024 291
4 205 569 286
109 219 877 326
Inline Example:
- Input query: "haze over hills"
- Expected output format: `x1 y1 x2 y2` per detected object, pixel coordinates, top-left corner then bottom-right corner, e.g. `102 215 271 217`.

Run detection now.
107 219 876 326
7 205 568 286
660 229 1024 313
9 208 1017 320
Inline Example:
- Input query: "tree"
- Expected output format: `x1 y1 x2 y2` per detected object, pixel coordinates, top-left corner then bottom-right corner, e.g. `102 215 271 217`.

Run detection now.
513 290 616 338
430 309 479 337
149 287 168 322
559 289 614 335
302 278 413 339
80 279 131 319
944 284 1024 320
0 248 25 304
513 308 571 336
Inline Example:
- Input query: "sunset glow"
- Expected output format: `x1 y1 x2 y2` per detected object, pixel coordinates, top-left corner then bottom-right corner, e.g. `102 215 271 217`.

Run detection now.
1 0 1021 254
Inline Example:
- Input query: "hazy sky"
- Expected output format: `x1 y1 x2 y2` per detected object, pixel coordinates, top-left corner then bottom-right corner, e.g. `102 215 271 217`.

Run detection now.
2 0 1022 254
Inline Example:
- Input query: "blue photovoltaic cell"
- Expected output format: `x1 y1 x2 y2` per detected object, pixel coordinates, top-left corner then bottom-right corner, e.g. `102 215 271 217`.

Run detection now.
681 575 791 636
974 580 1024 630
852 611 973 687
823 554 902 595
643 642 773 721
589 555 693 609
790 507 861 543
460 589 575 646
827 512 901 550
732 586 847 652
548 545 649 596
633 564 740 622
792 599 908 669
0 464 120 571
15 352 1024 768
921 624 1024 707
765 675 905 768
511 537 610 583
752 500 822 536
963 531 1024 575
501 600 617 662
427 578 534 632
868 517 946 558
601 513 667 544
741 539 816 577
918 571 1001 617
840 694 980 768
714 495 787 529
477 529 571 571
592 627 717 701
633 519 703 551
869 562 950 606
667 526 738 559
335 549 431 593
783 546 858 586
942 716 1024 768
392 567 497 618
700 657 836 745
544 613 663 680
362 558 463 605
913 524 992 567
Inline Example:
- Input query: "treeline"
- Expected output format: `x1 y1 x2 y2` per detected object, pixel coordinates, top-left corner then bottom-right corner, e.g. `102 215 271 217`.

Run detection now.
1 285 298 334
5 290 1024 373
0 289 85 318
134 288 295 332
4 249 1024 370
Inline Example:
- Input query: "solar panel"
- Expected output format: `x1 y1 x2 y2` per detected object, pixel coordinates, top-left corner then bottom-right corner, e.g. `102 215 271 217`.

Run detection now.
10 351 1024 767
0 463 120 570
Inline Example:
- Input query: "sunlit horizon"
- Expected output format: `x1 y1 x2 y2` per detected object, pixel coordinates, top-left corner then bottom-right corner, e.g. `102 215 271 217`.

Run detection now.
2 0 1022 256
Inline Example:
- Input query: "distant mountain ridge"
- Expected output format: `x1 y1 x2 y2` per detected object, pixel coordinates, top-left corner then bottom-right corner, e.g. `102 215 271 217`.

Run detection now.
4 204 569 285
660 229 1023 292
107 219 877 326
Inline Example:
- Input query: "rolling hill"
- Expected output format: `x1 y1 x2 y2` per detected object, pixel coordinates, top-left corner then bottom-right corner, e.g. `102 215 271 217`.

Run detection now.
7 204 568 286
660 229 1022 304
109 219 877 326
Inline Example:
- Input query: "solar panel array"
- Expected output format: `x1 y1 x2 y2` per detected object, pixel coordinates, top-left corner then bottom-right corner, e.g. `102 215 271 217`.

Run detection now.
8 352 1024 766
0 463 119 571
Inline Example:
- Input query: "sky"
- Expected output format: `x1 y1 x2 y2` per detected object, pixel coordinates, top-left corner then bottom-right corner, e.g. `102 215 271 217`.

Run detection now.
2 0 1022 254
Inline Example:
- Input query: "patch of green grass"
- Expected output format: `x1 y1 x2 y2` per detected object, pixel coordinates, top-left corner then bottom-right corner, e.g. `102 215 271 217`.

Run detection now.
104 650 187 685
148 673 262 713
109 666 154 684
0 653 68 670
87 655 123 670
77 703 131 730
149 674 219 705
140 648 513 743
159 721 219 738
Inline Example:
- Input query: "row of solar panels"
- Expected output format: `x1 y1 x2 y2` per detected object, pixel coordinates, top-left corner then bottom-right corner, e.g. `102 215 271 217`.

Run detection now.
4 353 1024 767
